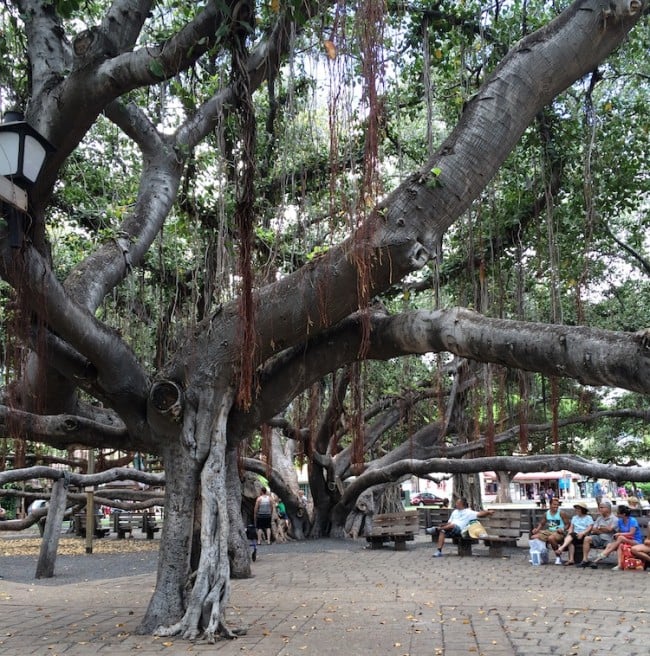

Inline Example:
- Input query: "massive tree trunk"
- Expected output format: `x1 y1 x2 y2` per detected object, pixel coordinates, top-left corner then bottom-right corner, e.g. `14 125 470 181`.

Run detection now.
139 437 199 633
147 385 239 641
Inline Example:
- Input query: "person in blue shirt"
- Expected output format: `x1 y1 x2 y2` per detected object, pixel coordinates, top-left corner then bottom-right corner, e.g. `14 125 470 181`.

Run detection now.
593 504 642 570
554 501 594 565
593 481 603 506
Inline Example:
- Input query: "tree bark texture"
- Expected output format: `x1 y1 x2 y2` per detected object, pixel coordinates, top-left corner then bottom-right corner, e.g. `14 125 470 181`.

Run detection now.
34 477 68 578
139 439 198 633
152 385 237 642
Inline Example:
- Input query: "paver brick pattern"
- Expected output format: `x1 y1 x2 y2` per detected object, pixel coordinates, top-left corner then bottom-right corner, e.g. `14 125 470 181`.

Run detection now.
1 535 649 655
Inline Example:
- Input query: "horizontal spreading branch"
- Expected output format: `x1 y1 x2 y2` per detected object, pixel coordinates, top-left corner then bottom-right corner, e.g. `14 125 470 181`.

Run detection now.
0 466 165 488
231 306 650 445
338 454 650 515
0 406 128 448
372 308 650 394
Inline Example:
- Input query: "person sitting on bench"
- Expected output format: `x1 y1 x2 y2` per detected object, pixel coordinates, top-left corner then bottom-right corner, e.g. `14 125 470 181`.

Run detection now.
577 500 617 568
554 501 594 566
427 497 494 558
593 504 643 570
530 497 570 564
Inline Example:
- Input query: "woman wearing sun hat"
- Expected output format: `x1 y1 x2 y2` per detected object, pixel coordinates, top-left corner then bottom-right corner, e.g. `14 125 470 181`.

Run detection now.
554 501 594 565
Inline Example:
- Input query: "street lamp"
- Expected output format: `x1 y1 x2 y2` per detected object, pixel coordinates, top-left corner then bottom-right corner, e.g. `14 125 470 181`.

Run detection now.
0 111 55 247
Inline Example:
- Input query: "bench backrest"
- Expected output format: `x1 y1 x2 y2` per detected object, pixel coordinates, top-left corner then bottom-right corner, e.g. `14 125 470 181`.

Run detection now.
480 510 527 538
113 511 142 529
370 512 419 537
74 512 103 527
417 507 451 528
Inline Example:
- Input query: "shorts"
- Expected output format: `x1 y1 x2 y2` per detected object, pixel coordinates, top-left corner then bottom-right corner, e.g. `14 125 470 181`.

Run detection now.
535 529 563 542
443 525 462 538
256 515 272 530
589 535 612 549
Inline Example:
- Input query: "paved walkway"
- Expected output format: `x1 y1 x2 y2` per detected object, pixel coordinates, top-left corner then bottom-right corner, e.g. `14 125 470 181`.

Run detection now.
1 535 649 655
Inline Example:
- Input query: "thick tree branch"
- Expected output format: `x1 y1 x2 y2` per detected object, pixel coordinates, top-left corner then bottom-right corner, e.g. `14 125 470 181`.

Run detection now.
372 308 650 394
229 305 650 445
0 405 130 450
334 453 650 518
187 2 646 426
0 465 165 488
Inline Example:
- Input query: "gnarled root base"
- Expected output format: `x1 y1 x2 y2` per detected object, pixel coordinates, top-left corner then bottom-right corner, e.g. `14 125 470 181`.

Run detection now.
154 621 247 643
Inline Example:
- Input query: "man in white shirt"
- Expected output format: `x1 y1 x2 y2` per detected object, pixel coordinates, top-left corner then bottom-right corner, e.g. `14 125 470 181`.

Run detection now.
429 497 494 557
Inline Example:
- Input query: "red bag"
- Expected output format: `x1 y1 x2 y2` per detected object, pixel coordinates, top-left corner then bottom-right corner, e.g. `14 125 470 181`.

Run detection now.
620 543 644 571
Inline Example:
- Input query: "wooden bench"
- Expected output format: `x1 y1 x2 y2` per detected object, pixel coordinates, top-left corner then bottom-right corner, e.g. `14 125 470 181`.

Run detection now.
73 512 110 538
426 509 528 557
113 511 160 539
475 510 529 557
366 511 419 551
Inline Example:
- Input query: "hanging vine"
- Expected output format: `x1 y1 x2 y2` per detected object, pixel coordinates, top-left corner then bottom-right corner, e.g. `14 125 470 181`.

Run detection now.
577 69 601 324
261 423 273 480
229 0 257 410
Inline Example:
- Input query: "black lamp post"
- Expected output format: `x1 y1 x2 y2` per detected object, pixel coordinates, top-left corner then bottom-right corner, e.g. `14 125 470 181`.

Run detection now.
0 111 55 248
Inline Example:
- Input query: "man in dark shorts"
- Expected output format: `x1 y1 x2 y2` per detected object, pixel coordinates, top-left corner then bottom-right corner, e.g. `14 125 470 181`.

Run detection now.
254 487 274 544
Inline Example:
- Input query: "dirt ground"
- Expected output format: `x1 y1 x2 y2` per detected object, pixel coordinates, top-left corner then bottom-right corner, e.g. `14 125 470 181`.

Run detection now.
0 535 159 557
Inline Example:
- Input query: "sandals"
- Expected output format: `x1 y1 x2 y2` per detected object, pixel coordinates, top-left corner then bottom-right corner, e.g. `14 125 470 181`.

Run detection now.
564 561 575 566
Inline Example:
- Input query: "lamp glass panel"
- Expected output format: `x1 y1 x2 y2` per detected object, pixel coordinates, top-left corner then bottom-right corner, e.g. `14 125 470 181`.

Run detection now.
0 132 20 177
23 135 47 183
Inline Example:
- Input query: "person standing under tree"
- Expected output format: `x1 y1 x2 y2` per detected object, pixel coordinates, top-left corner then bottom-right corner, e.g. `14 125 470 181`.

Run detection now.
593 481 603 507
254 487 274 545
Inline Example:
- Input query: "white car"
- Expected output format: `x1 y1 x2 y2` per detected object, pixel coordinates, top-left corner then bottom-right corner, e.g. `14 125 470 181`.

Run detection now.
27 499 48 514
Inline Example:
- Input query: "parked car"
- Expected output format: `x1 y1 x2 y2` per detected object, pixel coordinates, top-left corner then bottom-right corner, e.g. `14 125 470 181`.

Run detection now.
410 492 446 507
27 499 48 514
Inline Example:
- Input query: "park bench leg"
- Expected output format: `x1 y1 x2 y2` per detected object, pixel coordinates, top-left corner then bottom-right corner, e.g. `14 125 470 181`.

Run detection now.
457 540 473 557
486 542 504 558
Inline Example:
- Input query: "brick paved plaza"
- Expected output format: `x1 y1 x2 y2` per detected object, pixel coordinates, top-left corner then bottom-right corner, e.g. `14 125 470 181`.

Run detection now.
1 535 649 655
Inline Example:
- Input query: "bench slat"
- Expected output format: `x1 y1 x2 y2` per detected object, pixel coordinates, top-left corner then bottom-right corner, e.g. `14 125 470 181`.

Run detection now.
366 512 419 550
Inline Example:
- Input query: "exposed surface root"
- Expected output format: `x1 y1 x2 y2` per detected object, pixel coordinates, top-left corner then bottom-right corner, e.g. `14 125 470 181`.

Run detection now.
154 622 247 643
